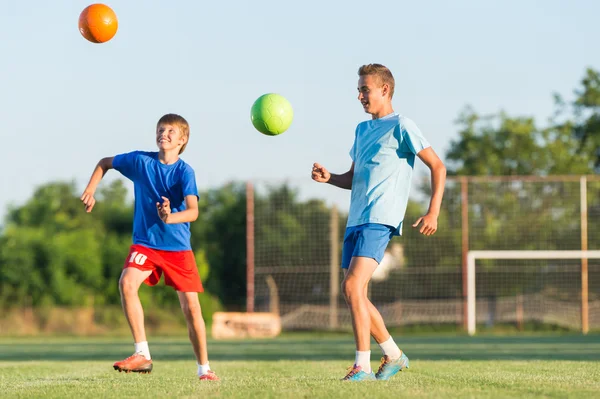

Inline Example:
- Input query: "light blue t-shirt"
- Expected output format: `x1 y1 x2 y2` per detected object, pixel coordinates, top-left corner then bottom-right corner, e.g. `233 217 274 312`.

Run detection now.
347 113 430 235
113 151 199 251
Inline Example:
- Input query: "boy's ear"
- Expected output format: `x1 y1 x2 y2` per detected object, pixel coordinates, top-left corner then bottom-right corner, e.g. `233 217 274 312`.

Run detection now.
382 83 389 97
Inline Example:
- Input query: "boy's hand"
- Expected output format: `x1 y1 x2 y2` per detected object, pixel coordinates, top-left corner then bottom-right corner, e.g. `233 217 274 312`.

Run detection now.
412 213 438 236
311 163 331 183
157 196 171 223
80 190 96 213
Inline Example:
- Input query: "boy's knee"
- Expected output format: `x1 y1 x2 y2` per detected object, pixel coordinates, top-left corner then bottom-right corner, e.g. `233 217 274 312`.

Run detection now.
119 275 137 296
181 301 203 320
342 278 361 299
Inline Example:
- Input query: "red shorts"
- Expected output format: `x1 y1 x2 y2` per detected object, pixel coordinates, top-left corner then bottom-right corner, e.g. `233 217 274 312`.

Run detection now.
123 244 204 292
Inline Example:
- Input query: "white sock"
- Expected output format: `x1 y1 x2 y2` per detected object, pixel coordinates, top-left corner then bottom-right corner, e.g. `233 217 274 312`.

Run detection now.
134 341 151 360
378 336 401 360
355 351 371 373
197 362 211 376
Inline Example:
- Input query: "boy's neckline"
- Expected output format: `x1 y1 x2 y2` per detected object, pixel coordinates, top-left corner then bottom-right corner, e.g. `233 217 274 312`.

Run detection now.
373 112 397 120
155 152 181 166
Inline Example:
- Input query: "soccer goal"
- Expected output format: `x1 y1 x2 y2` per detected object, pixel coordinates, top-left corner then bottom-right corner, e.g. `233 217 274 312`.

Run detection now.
467 250 600 336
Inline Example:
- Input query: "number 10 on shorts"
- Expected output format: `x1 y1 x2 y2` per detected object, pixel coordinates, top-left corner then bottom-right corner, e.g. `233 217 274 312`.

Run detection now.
129 251 148 265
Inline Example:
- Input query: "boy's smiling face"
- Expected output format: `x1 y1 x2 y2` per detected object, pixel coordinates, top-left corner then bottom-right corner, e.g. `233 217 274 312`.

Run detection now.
156 123 186 152
357 74 390 116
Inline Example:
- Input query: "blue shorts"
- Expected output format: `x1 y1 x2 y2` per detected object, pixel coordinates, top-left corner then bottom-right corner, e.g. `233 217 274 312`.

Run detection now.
341 223 396 269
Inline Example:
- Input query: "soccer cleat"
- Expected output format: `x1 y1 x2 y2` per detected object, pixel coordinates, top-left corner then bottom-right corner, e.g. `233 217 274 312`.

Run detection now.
113 353 153 374
199 370 220 381
341 364 377 381
375 352 410 380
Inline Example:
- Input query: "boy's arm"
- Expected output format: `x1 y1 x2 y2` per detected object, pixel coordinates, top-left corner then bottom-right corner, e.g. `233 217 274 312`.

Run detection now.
312 162 354 190
157 194 199 224
413 147 446 235
81 157 114 213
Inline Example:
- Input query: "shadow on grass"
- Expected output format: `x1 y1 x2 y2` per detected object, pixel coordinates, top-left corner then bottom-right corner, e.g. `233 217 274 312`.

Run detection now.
1 334 599 362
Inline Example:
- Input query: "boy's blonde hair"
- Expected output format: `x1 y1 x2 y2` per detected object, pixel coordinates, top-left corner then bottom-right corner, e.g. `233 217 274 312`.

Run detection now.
157 113 190 154
358 64 395 99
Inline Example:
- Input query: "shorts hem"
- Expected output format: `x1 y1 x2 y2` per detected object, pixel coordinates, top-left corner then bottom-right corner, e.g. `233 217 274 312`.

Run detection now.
172 288 205 293
341 254 382 269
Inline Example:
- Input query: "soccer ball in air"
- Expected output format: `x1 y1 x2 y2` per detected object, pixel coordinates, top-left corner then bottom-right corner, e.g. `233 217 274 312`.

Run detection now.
78 4 119 43
250 93 294 136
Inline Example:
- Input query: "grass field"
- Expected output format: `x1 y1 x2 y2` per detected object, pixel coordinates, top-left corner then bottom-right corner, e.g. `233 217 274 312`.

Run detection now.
1 333 599 398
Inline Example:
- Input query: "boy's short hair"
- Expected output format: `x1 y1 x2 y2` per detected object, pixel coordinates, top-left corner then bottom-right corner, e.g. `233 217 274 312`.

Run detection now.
157 113 190 154
358 64 395 99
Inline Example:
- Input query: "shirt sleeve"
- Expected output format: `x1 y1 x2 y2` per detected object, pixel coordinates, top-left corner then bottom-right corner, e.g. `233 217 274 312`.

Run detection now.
112 151 142 181
349 126 358 161
181 166 199 200
401 118 431 155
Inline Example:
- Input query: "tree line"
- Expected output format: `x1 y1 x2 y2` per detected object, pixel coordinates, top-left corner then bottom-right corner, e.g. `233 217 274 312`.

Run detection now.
0 68 597 310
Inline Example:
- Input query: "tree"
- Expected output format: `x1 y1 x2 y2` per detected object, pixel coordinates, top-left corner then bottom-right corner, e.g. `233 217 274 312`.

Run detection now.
446 107 594 176
0 182 105 306
553 67 600 172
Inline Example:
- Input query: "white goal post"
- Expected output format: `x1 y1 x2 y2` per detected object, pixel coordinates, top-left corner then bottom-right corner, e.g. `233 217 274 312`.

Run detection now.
467 250 600 336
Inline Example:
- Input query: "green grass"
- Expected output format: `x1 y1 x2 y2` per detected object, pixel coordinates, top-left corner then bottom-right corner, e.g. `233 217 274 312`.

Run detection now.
1 333 599 398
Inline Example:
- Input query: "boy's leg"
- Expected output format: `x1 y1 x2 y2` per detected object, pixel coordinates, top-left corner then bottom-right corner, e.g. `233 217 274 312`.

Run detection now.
177 291 208 364
342 256 378 376
119 267 153 343
343 262 408 381
343 267 394 347
364 286 401 358
361 271 409 380
177 291 219 381
113 267 154 373
342 258 379 350
363 284 391 344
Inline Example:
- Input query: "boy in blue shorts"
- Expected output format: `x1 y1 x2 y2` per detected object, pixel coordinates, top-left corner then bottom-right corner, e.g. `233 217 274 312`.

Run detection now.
81 113 219 381
312 64 446 381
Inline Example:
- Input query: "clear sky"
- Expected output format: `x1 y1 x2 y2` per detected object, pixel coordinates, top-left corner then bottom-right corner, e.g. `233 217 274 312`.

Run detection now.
1 0 599 219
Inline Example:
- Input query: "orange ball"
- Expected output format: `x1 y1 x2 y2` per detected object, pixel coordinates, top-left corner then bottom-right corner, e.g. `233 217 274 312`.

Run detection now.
78 4 118 43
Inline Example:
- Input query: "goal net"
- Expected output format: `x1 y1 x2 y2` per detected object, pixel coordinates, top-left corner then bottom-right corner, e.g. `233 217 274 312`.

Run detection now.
467 250 600 335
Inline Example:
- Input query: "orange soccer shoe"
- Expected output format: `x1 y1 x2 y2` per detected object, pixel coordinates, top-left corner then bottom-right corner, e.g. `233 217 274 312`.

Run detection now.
199 370 220 381
113 353 153 374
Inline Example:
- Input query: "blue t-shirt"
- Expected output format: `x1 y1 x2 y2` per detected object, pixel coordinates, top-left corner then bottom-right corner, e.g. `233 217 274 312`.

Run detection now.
112 151 199 251
347 113 430 235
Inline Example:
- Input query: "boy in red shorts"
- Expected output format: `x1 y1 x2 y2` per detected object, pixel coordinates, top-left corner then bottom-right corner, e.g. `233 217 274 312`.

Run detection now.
81 113 218 381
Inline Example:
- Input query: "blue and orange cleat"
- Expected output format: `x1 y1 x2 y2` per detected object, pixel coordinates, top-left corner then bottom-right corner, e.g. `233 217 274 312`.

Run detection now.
375 352 410 380
341 364 376 381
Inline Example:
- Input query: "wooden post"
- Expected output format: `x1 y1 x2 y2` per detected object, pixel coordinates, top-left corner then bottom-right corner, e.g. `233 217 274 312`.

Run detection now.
329 205 340 329
580 176 589 335
516 293 524 331
461 177 470 331
265 275 280 316
246 181 255 313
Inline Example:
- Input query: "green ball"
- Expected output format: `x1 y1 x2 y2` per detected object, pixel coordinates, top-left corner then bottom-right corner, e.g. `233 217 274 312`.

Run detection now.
250 93 294 136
